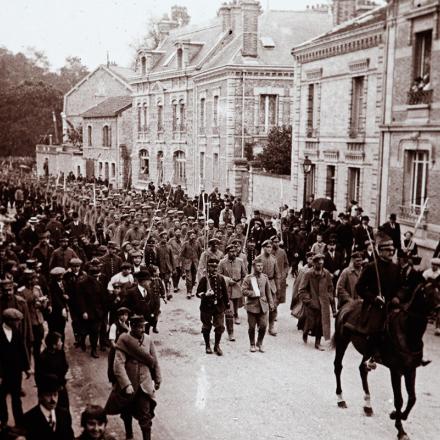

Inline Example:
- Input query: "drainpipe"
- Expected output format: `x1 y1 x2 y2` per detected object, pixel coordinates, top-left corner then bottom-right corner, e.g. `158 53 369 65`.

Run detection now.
193 81 198 195
116 115 120 189
241 70 246 158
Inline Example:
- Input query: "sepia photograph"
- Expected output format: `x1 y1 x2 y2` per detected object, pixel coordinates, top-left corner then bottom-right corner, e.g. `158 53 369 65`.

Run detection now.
0 0 439 439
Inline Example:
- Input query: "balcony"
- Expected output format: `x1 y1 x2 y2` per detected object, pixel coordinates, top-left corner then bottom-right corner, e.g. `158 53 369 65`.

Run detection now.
407 89 433 105
398 204 429 224
346 142 365 162
305 141 319 158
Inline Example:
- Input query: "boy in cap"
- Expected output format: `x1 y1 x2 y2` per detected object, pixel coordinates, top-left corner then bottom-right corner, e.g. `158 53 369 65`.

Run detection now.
76 404 116 440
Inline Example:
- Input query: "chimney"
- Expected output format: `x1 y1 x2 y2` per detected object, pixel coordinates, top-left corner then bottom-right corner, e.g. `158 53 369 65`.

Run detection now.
332 0 376 27
241 0 261 58
218 4 232 32
157 14 178 42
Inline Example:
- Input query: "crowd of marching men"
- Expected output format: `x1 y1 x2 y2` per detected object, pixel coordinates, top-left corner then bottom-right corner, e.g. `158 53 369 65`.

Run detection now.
0 166 439 439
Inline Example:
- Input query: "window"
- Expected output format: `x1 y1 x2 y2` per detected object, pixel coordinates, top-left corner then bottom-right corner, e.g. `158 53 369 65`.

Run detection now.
405 150 428 208
111 163 116 178
200 98 206 132
350 76 365 137
325 165 335 201
157 105 163 131
213 153 219 183
173 150 186 184
179 100 186 131
413 30 432 80
172 101 178 132
157 151 164 184
87 126 92 146
139 149 149 177
77 165 81 177
141 56 146 75
143 104 148 131
347 167 360 206
305 164 316 199
200 152 205 180
213 96 219 127
104 162 109 180
177 48 183 69
306 84 317 136
137 106 142 133
259 94 277 132
102 125 111 147
98 162 103 176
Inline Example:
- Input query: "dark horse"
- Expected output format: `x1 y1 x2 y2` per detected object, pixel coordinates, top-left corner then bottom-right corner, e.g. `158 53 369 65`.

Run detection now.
332 281 440 439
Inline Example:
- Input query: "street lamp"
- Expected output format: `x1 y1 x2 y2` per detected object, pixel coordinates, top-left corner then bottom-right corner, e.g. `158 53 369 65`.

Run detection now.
303 155 312 207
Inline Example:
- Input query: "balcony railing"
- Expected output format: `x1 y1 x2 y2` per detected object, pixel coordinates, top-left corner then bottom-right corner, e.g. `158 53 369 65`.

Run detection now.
407 89 433 105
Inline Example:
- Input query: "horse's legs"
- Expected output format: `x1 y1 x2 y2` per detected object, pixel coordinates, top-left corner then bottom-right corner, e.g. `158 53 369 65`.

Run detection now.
390 369 408 439
334 336 350 408
401 369 417 421
359 356 373 416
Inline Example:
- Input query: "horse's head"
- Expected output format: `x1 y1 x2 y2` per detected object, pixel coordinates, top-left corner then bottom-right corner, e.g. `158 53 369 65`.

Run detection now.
418 280 440 314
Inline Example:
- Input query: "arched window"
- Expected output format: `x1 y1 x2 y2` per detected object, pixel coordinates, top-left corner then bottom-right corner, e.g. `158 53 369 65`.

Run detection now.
141 56 146 75
137 105 142 133
176 48 183 69
173 150 186 184
200 98 206 131
139 149 149 178
157 104 163 131
87 125 92 146
103 125 111 147
172 101 178 132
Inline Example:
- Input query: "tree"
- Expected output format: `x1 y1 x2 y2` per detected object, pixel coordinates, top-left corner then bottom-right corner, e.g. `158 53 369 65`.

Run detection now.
171 5 190 26
255 125 292 175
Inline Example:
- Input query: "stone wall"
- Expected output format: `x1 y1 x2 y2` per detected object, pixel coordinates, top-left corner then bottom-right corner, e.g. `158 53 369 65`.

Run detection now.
248 170 293 216
36 145 84 178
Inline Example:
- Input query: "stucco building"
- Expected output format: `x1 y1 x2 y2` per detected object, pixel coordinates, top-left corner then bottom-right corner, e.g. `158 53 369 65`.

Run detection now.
131 0 332 196
380 0 440 256
290 2 385 223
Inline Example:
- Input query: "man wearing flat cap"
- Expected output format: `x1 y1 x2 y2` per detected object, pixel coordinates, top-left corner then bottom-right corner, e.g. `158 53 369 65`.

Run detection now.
196 259 229 355
0 308 31 428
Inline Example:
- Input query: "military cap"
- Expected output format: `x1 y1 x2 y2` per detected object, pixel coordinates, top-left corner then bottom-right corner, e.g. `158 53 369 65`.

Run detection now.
207 219 215 224
146 238 156 245
0 279 14 288
159 231 168 237
376 234 394 250
208 238 220 246
177 211 184 215
39 231 51 239
132 240 140 247
130 314 147 326
107 241 117 248
312 253 325 262
181 221 188 226
88 265 101 275
2 308 23 321
262 239 272 248
306 251 315 258
225 244 236 252
23 269 35 277
207 258 219 266
28 217 38 224
69 258 83 266
351 251 364 260
130 250 143 258
187 216 195 221
26 259 38 268
50 267 66 276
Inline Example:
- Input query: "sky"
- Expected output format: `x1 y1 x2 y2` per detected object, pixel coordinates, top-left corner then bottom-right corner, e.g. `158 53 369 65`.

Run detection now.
0 0 326 71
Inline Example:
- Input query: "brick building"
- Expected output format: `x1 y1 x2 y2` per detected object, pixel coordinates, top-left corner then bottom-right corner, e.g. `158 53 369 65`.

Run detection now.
81 96 133 188
131 1 332 196
291 3 386 223
380 0 440 256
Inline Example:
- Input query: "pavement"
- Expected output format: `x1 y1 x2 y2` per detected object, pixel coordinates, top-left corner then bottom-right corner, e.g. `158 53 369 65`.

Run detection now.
19 277 440 440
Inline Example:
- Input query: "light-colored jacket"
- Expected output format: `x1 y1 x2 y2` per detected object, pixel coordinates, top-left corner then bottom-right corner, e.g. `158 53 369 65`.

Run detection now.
241 273 274 314
217 256 246 299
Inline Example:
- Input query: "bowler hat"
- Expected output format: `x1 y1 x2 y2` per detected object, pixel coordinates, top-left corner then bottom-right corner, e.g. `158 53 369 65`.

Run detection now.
36 374 61 394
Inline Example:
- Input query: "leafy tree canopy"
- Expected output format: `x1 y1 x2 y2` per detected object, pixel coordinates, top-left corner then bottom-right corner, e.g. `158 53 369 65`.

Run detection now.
0 46 89 156
255 125 292 175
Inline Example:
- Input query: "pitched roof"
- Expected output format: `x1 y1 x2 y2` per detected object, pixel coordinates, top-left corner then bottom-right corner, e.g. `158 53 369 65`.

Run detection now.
143 8 332 75
82 96 132 118
107 65 138 82
292 5 386 52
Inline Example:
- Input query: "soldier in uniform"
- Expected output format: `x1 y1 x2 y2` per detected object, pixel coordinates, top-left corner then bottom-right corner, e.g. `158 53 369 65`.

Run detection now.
354 234 402 368
217 244 246 341
196 259 229 356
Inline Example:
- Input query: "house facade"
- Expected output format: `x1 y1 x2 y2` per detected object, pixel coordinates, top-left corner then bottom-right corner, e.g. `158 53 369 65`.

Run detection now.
290 4 386 224
131 0 332 196
380 0 440 255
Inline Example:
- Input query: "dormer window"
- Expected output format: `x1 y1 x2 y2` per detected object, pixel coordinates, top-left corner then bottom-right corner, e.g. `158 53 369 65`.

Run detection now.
177 48 183 69
141 56 146 75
